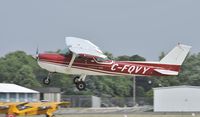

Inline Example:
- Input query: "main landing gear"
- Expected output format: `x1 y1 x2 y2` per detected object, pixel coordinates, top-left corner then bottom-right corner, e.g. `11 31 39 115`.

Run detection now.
43 72 87 91
73 75 87 91
43 72 53 85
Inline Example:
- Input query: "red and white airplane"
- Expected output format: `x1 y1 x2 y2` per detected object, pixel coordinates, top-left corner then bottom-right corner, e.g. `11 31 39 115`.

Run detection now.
37 37 191 90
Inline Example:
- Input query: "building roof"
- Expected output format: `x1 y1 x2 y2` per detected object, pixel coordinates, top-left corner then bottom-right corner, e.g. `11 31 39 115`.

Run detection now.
0 83 39 93
153 85 200 90
33 87 61 93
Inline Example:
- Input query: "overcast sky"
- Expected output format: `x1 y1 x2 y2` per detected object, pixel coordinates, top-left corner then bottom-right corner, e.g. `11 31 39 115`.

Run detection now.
0 0 200 60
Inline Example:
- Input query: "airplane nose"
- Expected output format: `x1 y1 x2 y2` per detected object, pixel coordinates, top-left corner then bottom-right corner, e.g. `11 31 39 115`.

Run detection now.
38 53 51 60
38 53 45 60
37 53 66 62
38 53 53 61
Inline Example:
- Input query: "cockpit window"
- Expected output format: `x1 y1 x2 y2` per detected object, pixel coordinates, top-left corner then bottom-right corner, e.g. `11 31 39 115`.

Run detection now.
95 57 109 62
59 48 70 55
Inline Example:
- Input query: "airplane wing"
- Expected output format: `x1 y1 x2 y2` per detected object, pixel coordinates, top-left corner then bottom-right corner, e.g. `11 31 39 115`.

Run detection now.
0 102 29 110
0 102 28 106
65 37 107 58
37 102 70 110
0 103 9 110
154 69 179 75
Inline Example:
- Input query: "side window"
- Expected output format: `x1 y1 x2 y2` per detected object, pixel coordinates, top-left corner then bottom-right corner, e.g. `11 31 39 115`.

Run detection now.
76 56 85 61
76 56 91 63
96 57 105 62
95 57 109 62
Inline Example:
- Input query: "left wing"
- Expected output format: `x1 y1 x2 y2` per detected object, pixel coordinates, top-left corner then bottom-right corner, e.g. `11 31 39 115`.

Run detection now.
0 102 28 109
65 37 107 58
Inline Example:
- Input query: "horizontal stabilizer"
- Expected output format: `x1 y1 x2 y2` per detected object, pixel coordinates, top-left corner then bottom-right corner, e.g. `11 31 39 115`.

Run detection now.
65 37 107 58
154 69 179 75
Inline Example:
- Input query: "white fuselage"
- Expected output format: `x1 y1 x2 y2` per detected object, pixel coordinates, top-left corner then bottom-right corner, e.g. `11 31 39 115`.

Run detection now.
38 61 111 76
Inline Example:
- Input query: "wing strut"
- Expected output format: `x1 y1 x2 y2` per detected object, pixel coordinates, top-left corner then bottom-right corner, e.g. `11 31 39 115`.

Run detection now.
67 53 76 70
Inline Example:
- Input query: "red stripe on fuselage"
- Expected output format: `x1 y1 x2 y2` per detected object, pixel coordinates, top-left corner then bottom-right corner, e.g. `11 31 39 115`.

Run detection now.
38 53 180 76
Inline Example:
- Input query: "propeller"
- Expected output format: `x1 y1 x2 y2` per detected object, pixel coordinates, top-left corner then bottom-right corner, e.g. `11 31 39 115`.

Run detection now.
32 46 39 60
36 46 39 59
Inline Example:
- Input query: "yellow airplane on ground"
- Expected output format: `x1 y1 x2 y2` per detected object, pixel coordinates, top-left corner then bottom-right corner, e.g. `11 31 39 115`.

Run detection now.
0 102 70 117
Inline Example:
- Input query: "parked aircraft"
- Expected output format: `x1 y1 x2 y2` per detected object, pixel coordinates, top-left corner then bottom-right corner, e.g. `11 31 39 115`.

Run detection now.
0 102 69 117
37 37 191 90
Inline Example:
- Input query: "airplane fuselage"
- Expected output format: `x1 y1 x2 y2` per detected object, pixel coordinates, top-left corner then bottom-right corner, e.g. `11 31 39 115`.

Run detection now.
36 37 190 90
38 53 180 77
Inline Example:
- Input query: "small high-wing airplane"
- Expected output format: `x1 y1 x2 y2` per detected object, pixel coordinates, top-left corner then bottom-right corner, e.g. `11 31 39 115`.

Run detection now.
0 102 69 117
37 37 191 90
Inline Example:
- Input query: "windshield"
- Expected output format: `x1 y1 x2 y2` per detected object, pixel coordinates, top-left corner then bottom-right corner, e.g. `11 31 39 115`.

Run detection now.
59 48 70 55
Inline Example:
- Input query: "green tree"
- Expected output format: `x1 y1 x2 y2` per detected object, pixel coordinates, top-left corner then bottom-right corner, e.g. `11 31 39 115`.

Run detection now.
116 55 130 61
130 55 146 61
0 51 41 88
159 52 165 60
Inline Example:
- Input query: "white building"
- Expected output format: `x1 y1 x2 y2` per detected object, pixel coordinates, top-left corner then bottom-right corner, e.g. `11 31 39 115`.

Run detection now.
0 83 39 102
154 86 200 112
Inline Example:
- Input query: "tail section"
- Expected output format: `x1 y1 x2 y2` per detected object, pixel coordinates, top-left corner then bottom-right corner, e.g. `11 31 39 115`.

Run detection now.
160 44 191 65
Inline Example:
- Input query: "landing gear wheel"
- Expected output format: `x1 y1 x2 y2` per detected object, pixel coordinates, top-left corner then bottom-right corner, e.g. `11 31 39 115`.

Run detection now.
46 114 54 117
43 72 53 85
7 114 16 117
73 76 80 84
43 77 51 85
76 81 86 91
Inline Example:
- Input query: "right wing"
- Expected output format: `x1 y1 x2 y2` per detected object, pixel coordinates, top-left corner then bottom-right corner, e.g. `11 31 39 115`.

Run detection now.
65 37 107 58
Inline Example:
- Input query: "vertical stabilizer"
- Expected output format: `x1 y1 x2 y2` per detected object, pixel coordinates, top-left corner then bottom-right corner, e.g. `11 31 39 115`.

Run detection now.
160 44 191 65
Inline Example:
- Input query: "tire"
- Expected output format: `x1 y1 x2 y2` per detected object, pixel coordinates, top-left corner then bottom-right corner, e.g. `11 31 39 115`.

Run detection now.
76 81 86 91
7 114 16 117
43 77 51 85
73 76 80 84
